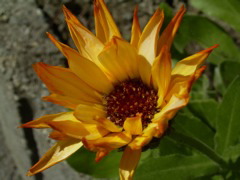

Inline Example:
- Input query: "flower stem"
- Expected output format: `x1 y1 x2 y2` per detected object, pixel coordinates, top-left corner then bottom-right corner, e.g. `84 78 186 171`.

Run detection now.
168 129 228 169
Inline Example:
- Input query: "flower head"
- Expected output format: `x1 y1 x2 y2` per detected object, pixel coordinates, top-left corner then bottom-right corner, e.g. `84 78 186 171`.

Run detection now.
21 0 217 179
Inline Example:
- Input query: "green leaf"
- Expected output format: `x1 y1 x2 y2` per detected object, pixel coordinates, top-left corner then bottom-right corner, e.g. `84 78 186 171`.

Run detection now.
220 61 240 87
215 77 240 157
67 147 122 179
173 113 215 148
135 154 220 180
224 144 240 162
174 15 240 64
190 0 240 33
188 99 218 128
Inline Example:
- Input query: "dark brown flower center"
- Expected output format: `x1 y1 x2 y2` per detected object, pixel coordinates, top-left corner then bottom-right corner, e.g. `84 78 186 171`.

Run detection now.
104 79 159 128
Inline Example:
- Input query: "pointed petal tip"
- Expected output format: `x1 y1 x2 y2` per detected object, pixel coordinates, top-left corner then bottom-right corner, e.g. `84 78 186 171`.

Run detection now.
26 171 33 176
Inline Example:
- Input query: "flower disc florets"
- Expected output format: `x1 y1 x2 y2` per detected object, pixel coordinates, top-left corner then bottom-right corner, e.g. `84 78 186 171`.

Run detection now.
105 79 159 128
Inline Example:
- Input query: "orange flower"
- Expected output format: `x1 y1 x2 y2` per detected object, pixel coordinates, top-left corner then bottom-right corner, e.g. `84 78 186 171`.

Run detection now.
21 0 218 179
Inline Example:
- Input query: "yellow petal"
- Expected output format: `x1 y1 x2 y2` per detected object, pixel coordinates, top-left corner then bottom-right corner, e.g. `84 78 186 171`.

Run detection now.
123 113 143 135
20 112 77 128
138 55 152 86
97 117 123 132
62 9 104 62
119 146 141 180
47 120 90 139
27 139 82 176
138 9 164 64
49 131 69 141
98 37 139 82
157 6 186 53
94 0 121 44
83 123 110 140
33 62 102 104
62 5 81 25
130 6 141 48
171 45 218 77
43 94 86 109
129 123 156 150
151 46 172 107
47 33 113 94
74 104 106 124
152 95 189 123
166 65 207 101
88 131 132 149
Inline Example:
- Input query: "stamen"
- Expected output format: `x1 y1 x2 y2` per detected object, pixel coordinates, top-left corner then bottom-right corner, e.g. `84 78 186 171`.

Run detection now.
105 79 159 128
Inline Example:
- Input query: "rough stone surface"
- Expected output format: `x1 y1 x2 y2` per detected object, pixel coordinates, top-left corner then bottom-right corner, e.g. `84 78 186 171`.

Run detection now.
0 0 185 179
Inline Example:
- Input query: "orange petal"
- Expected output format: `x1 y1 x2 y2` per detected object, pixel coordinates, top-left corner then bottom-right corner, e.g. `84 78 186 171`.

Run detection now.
20 112 77 128
49 131 69 141
130 6 141 48
27 139 82 176
98 37 139 82
119 146 141 180
94 0 121 44
157 5 186 53
95 149 110 162
33 62 102 104
62 5 82 25
151 46 172 107
74 104 106 124
138 9 164 64
47 33 113 94
62 8 104 62
171 45 218 77
123 113 143 135
47 120 90 139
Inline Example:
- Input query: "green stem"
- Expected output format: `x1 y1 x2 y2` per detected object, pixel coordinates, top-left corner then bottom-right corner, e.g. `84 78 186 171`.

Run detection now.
168 129 228 169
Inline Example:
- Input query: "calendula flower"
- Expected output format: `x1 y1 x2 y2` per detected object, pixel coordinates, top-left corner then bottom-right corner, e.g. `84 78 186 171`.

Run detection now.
21 0 218 179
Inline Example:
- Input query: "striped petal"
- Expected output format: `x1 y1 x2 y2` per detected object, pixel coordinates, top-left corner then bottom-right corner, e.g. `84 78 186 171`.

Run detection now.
151 46 172 107
62 8 104 62
138 9 164 64
33 62 102 104
171 45 218 77
98 37 139 82
47 33 113 94
27 139 82 176
130 6 141 48
119 146 141 180
157 6 186 53
94 0 121 44
20 112 77 128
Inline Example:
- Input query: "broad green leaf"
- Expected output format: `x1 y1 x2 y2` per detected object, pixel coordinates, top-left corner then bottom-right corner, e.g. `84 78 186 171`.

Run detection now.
215 77 240 157
224 144 240 163
220 61 240 87
173 114 215 148
67 147 121 179
188 99 218 128
135 154 220 180
174 15 240 64
190 74 210 100
158 136 193 156
190 0 240 33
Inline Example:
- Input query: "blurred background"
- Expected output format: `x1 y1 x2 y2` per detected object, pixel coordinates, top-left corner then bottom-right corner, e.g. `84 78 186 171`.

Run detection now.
0 0 240 179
